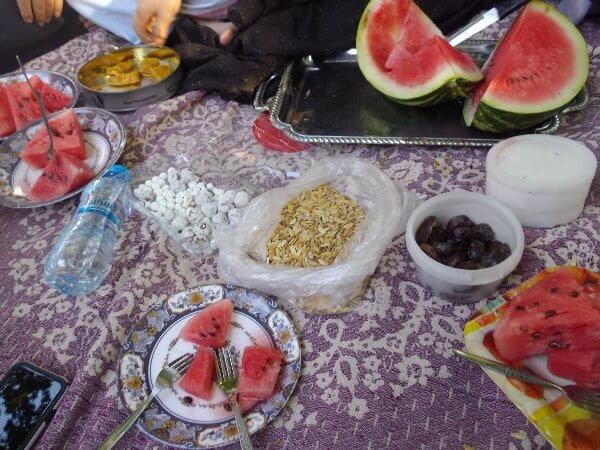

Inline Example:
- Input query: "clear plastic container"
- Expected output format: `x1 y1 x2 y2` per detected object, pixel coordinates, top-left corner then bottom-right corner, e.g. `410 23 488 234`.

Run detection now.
405 191 524 303
129 104 322 257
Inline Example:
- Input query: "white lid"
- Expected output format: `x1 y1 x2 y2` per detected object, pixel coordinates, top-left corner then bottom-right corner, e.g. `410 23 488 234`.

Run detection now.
486 135 597 194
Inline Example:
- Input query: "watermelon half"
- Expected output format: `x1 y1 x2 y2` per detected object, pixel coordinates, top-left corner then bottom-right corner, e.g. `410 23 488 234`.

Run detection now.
179 347 215 400
237 346 284 400
464 1 589 132
180 299 234 348
356 0 483 106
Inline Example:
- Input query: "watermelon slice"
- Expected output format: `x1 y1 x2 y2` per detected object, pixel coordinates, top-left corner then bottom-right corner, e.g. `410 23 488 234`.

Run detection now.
237 346 284 400
547 349 600 389
464 1 589 132
493 268 600 361
37 82 72 113
6 81 42 129
27 152 93 202
0 84 16 137
180 299 234 348
252 113 310 152
179 347 215 400
356 0 483 106
20 110 86 169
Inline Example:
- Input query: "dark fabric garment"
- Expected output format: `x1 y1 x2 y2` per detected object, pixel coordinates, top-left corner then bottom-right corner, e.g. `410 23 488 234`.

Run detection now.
0 2 85 74
169 0 496 102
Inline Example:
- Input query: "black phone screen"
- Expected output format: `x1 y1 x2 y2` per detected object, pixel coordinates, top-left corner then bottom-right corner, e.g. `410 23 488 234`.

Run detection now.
0 363 67 450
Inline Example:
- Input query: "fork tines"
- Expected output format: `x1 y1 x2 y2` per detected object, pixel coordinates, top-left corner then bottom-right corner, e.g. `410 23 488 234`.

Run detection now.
216 347 237 381
169 353 194 375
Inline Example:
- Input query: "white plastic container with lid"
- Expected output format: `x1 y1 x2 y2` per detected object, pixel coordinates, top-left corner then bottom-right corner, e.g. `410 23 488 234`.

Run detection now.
406 191 524 303
486 134 597 228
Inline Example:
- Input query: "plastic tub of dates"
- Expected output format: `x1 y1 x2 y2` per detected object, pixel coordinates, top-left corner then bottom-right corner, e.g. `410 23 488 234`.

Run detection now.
131 152 255 257
405 191 524 303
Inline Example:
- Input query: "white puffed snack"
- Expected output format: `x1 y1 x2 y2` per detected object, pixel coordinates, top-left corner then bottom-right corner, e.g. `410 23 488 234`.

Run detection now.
211 212 227 225
195 191 213 205
171 215 189 231
233 191 250 208
200 202 218 218
218 203 231 214
180 226 195 239
227 208 243 224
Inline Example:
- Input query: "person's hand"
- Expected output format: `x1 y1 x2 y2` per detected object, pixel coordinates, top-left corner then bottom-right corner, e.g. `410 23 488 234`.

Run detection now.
195 20 236 45
133 0 182 45
16 0 63 26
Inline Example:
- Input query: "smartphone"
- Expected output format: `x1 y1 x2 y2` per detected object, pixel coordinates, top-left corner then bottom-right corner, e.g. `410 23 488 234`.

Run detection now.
0 362 68 450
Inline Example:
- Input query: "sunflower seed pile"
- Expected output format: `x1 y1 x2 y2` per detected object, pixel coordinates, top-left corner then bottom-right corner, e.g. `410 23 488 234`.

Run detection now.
267 184 365 267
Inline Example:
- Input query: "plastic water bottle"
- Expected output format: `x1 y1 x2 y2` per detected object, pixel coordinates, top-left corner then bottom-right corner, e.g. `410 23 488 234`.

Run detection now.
44 165 132 296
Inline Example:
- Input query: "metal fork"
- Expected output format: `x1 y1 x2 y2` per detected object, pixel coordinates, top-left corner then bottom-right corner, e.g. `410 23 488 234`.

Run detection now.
215 347 254 450
99 353 194 450
455 349 600 413
15 55 56 161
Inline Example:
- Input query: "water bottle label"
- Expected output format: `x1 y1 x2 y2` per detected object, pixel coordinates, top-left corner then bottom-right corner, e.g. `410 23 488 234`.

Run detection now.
77 205 121 227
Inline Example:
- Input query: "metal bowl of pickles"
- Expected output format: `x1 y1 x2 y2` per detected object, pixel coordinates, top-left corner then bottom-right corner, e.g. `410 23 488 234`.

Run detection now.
77 45 182 112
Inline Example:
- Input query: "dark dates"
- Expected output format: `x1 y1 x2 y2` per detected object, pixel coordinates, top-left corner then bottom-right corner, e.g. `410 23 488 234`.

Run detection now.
415 215 511 270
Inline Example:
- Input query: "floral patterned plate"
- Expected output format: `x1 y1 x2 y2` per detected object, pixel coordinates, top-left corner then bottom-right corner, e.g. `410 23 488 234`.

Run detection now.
117 284 301 448
0 107 125 208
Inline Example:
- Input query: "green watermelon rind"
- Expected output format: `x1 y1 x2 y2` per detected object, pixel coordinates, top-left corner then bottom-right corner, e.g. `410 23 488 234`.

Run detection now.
356 0 483 107
465 1 589 132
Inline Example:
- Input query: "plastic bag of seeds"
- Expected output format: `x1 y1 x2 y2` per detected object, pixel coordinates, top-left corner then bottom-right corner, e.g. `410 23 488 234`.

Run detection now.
215 157 421 314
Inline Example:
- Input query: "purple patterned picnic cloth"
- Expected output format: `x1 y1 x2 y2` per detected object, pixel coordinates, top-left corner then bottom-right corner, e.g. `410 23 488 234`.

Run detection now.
0 17 599 450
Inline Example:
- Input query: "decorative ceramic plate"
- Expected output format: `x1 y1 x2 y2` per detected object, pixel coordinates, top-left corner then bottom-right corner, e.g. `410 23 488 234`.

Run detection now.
117 284 301 449
463 267 600 450
0 69 79 142
0 107 126 208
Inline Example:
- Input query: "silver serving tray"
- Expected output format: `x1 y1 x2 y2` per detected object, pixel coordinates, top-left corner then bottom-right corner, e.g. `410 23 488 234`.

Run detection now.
255 41 589 147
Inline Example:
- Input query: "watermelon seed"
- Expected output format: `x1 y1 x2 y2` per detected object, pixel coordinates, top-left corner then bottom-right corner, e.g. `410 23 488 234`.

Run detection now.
223 403 232 412
570 290 579 297
550 287 558 293
531 332 542 339
209 332 216 337
516 305 526 312
544 310 556 318
532 302 539 307
519 325 528 332
548 341 569 349
182 396 193 405
199 332 207 338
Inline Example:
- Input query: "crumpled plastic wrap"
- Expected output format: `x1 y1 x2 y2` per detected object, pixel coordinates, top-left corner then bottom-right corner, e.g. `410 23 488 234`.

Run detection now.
215 156 421 314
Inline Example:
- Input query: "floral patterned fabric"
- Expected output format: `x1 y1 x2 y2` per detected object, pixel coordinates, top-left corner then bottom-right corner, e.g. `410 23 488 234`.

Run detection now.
0 19 599 450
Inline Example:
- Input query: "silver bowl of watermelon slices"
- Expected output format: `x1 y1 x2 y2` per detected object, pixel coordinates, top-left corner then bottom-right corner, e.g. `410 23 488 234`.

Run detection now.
0 107 126 208
0 69 79 141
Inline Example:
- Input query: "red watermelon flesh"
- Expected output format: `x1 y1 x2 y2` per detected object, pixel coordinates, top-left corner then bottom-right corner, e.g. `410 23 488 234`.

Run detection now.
20 110 86 169
179 347 215 400
38 82 72 112
547 349 600 389
180 299 234 348
464 1 589 131
238 346 284 400
27 153 93 202
6 81 42 129
0 84 16 137
493 268 600 361
356 0 482 105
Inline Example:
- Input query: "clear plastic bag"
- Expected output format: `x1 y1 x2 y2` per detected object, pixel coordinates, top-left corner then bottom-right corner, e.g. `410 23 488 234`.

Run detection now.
215 157 421 314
